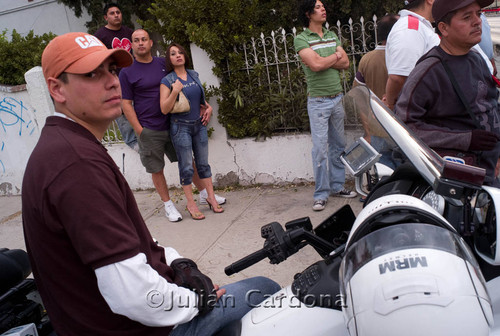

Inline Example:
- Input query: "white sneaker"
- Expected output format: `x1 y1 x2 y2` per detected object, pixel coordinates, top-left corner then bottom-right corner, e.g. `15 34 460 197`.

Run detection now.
165 200 182 222
199 189 226 205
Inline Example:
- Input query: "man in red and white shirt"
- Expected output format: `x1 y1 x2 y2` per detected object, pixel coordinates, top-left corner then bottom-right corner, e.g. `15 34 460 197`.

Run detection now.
385 0 492 109
384 0 439 110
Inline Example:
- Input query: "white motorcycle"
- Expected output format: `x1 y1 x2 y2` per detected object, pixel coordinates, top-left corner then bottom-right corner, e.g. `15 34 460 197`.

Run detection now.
216 86 500 336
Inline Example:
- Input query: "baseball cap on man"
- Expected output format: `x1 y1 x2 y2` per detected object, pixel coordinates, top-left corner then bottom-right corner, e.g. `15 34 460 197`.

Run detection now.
433 0 493 23
42 32 133 81
403 0 419 6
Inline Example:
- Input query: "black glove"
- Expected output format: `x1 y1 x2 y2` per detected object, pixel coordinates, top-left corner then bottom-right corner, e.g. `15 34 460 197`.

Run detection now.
468 129 499 151
170 258 217 316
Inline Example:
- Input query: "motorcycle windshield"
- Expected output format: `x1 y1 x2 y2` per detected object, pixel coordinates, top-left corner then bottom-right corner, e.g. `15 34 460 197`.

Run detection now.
344 86 445 187
339 223 484 287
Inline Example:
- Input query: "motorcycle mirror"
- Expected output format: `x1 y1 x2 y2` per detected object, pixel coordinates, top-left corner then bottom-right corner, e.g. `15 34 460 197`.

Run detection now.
314 205 355 250
440 160 485 188
285 217 313 232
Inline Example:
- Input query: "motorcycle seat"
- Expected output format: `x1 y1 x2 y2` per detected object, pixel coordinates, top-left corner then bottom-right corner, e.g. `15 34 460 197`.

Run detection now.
0 248 31 295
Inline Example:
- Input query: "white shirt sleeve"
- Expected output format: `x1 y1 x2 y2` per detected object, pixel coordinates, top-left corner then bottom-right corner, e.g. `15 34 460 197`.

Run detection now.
95 253 199 327
386 28 427 76
472 44 494 74
162 246 183 266
151 238 182 265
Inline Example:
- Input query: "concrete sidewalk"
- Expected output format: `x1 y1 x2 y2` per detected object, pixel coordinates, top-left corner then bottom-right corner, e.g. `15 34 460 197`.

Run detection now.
0 184 363 287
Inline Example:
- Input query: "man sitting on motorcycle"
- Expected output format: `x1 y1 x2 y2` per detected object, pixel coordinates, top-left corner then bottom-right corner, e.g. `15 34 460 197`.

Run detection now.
22 32 280 336
394 0 500 186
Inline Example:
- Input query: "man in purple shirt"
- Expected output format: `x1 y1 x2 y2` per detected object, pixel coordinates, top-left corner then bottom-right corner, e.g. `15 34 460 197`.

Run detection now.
120 29 182 222
120 29 225 222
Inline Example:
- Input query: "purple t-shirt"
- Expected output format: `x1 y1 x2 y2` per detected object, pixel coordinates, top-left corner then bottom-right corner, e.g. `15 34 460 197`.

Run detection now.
119 57 169 131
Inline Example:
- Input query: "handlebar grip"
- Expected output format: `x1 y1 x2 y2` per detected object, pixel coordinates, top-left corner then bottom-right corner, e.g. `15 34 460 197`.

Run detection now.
224 249 268 276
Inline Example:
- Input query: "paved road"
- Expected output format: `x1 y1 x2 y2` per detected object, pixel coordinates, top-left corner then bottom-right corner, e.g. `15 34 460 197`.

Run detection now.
0 184 363 287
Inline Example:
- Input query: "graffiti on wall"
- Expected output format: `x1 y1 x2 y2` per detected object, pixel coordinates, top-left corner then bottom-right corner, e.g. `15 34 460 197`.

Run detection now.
1 97 36 136
0 96 37 175
0 141 4 174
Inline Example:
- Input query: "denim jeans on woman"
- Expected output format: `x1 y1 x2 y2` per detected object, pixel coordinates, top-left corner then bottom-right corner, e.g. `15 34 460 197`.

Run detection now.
170 276 280 336
307 95 346 201
170 117 211 185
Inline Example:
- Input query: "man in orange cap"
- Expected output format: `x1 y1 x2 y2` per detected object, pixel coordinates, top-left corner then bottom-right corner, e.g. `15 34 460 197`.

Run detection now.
395 0 500 186
22 32 279 335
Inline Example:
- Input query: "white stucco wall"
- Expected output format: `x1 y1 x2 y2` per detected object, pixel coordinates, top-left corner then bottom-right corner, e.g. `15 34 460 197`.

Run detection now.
0 64 55 195
104 132 319 192
0 0 91 37
0 84 40 195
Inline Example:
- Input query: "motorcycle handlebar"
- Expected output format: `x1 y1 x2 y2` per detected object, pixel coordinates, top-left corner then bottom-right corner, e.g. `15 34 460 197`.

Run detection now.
224 249 268 276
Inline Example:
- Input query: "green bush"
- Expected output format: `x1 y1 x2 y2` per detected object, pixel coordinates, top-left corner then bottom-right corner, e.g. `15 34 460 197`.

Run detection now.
0 29 56 86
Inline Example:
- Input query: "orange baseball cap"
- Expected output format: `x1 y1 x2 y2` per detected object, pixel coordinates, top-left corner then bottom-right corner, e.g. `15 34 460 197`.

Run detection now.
41 32 133 81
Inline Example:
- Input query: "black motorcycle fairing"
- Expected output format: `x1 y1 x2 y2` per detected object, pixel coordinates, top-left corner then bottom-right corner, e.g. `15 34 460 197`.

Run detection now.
364 163 429 207
313 204 355 257
291 257 342 310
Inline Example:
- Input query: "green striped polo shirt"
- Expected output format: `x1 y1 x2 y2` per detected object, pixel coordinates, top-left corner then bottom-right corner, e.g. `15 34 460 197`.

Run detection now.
294 27 343 97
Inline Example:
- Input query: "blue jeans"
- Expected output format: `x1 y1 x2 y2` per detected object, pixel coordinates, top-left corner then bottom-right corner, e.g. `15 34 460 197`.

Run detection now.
170 276 280 336
308 95 346 201
115 114 138 149
170 117 211 185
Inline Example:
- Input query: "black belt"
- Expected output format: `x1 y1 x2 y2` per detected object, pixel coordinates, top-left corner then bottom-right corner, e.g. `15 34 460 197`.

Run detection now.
310 92 343 98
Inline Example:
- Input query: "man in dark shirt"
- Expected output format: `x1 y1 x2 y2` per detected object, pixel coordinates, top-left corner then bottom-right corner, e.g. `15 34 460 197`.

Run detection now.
22 31 279 336
353 14 399 100
395 0 500 185
94 3 133 53
94 2 137 151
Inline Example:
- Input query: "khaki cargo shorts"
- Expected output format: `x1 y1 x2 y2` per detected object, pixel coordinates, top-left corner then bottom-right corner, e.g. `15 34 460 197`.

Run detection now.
138 127 178 174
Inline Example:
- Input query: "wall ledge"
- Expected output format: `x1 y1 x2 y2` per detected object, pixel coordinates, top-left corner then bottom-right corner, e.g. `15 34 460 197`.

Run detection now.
0 84 27 93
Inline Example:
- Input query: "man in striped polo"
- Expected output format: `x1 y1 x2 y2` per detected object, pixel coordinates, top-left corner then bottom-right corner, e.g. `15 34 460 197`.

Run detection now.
294 0 356 212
